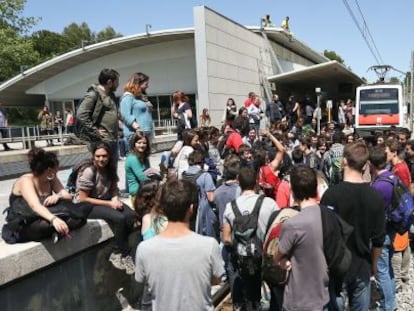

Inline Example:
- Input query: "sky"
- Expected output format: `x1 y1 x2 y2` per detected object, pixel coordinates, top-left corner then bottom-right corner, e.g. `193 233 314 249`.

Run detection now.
22 0 414 83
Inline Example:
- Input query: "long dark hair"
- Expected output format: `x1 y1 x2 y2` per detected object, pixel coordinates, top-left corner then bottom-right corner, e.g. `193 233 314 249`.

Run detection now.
92 141 119 183
134 180 162 225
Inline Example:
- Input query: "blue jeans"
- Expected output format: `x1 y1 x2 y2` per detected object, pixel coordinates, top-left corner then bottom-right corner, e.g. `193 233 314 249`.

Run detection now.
336 275 371 311
375 234 395 311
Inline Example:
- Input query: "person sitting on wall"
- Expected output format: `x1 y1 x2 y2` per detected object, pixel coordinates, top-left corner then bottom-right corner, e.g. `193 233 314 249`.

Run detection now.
2 147 92 244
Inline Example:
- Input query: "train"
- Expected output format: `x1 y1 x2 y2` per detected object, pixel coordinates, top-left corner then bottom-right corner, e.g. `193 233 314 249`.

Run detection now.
354 83 411 134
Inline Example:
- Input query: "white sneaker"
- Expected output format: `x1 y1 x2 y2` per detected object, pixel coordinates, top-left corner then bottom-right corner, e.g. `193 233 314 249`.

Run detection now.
122 255 135 275
109 252 124 271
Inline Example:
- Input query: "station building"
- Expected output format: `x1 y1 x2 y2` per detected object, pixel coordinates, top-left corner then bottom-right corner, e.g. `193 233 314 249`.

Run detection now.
0 6 363 127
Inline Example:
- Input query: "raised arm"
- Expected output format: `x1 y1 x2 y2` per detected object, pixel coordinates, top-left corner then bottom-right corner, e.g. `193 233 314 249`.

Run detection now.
262 129 285 172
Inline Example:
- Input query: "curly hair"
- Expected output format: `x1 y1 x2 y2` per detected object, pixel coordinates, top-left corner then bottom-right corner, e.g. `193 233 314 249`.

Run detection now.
28 147 59 176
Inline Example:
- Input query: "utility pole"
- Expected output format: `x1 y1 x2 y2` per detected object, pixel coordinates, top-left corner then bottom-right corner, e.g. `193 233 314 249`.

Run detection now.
411 50 414 134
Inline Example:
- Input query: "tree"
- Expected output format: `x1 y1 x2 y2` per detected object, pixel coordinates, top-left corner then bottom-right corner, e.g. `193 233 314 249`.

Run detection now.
31 30 66 61
323 50 345 64
61 22 95 51
0 0 38 34
0 0 40 81
0 28 39 81
96 26 122 42
389 76 400 84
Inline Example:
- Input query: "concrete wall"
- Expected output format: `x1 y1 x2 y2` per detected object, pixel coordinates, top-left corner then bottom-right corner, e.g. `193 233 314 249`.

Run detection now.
28 39 197 100
0 221 142 311
194 6 272 126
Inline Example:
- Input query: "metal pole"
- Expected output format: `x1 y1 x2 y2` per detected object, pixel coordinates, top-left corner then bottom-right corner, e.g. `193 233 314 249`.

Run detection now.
316 87 321 135
317 94 321 135
411 50 414 134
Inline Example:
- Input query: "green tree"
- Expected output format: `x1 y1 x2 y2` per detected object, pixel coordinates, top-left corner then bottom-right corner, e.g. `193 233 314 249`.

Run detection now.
61 22 95 51
31 30 66 61
0 0 40 81
96 26 122 42
0 0 38 34
389 76 400 84
0 28 39 81
323 49 345 64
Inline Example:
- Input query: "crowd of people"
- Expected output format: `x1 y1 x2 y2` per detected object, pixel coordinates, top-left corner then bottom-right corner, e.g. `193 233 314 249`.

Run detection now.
2 67 414 311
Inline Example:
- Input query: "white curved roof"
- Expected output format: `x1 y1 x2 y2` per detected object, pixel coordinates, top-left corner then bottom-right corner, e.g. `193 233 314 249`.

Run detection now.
0 28 194 106
0 25 342 107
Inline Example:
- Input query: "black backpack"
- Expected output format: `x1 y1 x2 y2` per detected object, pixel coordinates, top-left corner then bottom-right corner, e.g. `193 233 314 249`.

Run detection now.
320 205 353 295
231 195 265 277
66 158 95 195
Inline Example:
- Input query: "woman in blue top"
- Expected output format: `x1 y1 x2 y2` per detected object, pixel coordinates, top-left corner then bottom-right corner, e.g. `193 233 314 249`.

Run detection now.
120 72 153 145
125 131 151 204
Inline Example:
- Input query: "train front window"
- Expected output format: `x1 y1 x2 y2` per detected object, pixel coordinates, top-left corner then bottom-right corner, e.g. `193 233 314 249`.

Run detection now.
359 88 399 115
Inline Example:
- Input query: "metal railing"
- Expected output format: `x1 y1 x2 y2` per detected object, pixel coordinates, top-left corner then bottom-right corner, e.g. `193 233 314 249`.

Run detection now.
0 121 179 150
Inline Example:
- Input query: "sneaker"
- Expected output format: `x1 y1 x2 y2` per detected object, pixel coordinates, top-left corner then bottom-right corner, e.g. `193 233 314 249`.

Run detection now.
121 255 135 275
109 252 124 271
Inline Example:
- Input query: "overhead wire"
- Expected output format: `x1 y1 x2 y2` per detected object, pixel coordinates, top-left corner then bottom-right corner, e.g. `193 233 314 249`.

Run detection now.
341 0 383 66
354 0 384 64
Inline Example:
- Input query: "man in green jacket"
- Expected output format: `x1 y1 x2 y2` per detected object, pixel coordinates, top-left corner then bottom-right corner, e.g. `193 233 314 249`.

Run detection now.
76 68 120 159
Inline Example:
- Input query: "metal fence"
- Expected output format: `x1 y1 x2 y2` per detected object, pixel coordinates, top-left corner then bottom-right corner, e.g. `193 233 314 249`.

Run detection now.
0 121 178 150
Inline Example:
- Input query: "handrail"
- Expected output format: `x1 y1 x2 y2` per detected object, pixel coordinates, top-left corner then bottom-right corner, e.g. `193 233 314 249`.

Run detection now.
0 122 179 150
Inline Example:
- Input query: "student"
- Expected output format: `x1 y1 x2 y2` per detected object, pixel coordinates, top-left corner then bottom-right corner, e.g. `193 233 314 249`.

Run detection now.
321 142 386 310
369 145 396 310
75 141 135 275
38 106 54 146
119 72 153 145
134 180 166 311
135 179 224 311
2 147 91 243
125 131 151 204
275 165 329 310
76 68 120 161
222 167 278 310
172 90 193 141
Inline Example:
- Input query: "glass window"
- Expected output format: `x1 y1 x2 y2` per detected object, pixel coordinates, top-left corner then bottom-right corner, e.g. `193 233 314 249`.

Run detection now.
188 94 197 117
158 95 173 121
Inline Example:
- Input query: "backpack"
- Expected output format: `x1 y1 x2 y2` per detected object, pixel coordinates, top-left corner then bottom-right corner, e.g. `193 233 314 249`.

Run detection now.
217 132 231 159
231 195 265 277
262 207 300 286
65 158 95 195
320 205 353 295
182 170 219 240
75 87 105 142
376 173 414 235
328 147 343 185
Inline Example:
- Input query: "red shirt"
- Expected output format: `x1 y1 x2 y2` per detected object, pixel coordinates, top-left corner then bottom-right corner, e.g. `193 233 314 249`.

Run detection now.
226 132 243 153
393 161 411 187
276 180 290 208
259 165 281 201
244 98 253 108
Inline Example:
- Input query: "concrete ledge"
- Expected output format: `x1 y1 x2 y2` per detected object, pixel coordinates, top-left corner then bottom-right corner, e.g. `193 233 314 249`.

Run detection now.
0 134 177 180
0 219 114 286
